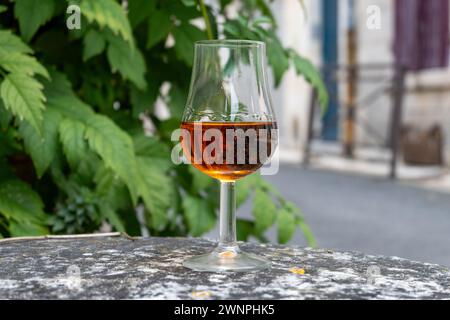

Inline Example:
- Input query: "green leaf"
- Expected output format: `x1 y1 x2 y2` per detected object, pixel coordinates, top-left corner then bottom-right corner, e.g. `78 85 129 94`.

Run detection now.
251 16 273 27
132 134 173 170
277 207 296 244
146 10 172 49
266 37 289 87
9 221 48 237
136 157 174 230
0 129 14 165
83 29 106 61
0 74 46 134
223 21 240 38
223 16 257 40
59 118 88 169
290 51 329 111
236 174 261 207
0 5 7 14
0 180 47 226
189 166 214 192
47 93 93 122
255 0 276 25
128 0 157 28
133 134 168 156
167 83 187 119
166 1 201 21
19 108 62 177
43 70 142 206
0 30 33 56
94 166 131 211
44 70 95 121
14 0 56 41
44 69 77 97
0 52 49 79
84 114 139 201
252 188 277 234
285 202 317 247
107 35 147 89
130 82 158 118
78 0 133 44
0 99 12 130
182 195 216 237
236 218 255 241
173 24 206 66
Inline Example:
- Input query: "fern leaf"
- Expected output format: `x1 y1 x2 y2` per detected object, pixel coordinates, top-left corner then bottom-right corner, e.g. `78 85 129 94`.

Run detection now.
0 74 46 134
289 50 329 111
79 0 133 44
0 180 48 236
14 0 56 41
19 108 62 177
83 29 106 61
84 114 139 202
136 157 174 230
0 52 49 79
106 35 147 89
59 118 88 170
0 30 32 55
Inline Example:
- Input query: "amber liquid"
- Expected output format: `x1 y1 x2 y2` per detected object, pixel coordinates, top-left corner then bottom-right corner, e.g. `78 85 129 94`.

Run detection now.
180 122 277 181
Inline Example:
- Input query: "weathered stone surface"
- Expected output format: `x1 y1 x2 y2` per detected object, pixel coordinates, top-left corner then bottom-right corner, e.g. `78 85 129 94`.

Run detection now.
0 236 449 299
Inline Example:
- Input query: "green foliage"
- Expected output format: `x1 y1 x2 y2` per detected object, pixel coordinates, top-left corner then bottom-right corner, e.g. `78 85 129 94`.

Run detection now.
288 49 329 112
173 24 207 66
0 73 47 134
253 188 277 234
59 118 88 169
146 10 172 49
0 180 48 236
237 174 314 245
15 0 56 42
106 34 147 89
19 108 62 177
0 31 48 135
83 30 106 61
50 189 102 234
0 30 32 54
136 156 174 230
182 195 216 237
277 207 297 244
0 52 49 79
0 0 323 246
76 0 133 44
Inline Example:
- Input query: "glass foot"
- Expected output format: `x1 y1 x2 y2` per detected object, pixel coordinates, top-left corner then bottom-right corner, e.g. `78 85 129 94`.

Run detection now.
183 246 271 272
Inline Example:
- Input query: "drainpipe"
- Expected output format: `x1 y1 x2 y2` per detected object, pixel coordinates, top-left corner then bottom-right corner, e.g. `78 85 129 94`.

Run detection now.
343 0 358 157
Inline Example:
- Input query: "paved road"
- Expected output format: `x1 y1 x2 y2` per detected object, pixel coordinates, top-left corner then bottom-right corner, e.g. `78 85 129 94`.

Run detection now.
263 165 450 267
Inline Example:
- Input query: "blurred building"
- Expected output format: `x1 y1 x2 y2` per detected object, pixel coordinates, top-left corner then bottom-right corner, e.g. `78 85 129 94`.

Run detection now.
273 0 450 168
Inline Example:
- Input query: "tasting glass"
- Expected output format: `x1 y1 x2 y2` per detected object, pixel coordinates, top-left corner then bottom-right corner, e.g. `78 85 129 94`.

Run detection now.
180 40 278 272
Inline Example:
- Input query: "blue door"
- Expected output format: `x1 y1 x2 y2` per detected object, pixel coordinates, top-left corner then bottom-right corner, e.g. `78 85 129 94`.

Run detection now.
321 0 339 141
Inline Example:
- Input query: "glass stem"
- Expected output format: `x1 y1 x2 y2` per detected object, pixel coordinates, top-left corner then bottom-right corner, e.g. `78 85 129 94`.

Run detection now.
219 181 237 248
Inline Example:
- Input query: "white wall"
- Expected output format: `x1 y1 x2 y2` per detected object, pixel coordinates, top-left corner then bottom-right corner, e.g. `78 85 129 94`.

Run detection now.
353 0 450 163
271 0 318 161
273 0 450 165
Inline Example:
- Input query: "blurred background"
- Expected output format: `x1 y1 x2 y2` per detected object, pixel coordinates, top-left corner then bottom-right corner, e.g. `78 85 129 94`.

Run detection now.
225 0 450 266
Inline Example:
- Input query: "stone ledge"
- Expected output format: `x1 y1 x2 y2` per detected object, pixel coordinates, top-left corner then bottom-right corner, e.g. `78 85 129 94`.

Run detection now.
0 236 449 300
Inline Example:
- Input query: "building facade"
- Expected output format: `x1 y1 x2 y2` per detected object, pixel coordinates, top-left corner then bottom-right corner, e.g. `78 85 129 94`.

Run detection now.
274 0 450 165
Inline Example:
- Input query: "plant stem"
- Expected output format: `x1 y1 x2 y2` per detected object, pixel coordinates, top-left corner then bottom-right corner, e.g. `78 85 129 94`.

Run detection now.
198 0 214 40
